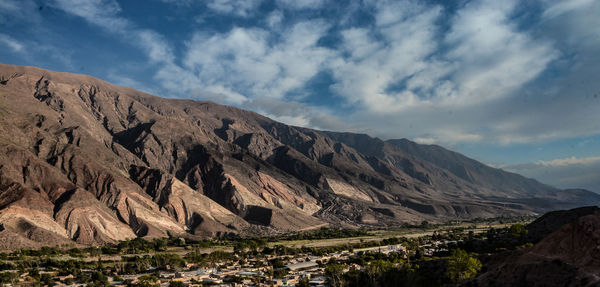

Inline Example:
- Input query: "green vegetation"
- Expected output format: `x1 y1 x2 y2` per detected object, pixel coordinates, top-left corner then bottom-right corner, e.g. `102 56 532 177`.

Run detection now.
297 277 310 287
325 262 345 287
446 249 482 283
0 217 535 286
327 256 444 286
272 227 369 241
129 275 159 287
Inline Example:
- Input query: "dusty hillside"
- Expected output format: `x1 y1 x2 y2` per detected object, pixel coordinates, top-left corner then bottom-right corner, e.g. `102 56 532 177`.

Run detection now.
0 63 598 248
466 207 600 287
526 205 600 242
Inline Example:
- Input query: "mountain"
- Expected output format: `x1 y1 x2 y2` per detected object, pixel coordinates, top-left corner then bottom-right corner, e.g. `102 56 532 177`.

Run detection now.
0 63 598 248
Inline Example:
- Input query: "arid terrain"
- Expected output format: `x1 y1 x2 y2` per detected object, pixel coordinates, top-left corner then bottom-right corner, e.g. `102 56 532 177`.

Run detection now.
466 206 600 286
1 63 599 248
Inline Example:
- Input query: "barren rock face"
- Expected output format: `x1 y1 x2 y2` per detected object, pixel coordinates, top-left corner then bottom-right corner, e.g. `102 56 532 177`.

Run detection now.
0 63 599 247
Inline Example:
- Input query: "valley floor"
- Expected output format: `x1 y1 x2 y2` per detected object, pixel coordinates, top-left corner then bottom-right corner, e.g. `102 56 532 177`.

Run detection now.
0 218 531 286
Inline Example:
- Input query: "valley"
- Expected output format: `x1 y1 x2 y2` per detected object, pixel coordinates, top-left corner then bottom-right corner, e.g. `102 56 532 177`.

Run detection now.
2 207 594 286
0 217 531 286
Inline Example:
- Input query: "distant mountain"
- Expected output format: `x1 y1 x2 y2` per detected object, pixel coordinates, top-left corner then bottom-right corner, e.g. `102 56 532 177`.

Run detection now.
0 63 598 248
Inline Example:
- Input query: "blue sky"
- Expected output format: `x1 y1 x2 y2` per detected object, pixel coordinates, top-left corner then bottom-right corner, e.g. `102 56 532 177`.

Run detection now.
1 0 599 191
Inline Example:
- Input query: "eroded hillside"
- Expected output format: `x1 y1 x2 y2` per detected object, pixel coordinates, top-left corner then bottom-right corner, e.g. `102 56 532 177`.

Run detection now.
1 63 598 248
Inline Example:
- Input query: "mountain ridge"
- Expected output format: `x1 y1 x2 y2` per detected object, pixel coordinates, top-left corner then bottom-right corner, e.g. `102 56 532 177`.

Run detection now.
0 63 598 248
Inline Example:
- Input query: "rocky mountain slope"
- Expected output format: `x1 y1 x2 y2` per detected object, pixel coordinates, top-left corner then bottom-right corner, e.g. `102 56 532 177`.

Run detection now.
526 205 600 242
0 63 598 248
466 207 600 286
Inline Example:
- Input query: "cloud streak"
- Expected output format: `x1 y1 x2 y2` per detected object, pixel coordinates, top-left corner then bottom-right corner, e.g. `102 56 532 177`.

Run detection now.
505 156 600 191
0 34 24 53
205 0 263 17
52 0 174 64
536 156 600 167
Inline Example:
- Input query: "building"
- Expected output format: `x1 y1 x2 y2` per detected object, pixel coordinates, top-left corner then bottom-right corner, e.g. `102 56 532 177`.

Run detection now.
284 261 319 272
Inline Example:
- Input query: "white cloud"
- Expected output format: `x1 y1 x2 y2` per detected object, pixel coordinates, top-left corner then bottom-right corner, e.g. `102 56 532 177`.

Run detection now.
205 0 262 17
413 137 437 145
444 0 558 103
504 156 600 191
542 0 595 19
276 0 327 10
171 21 333 101
0 33 24 52
536 156 600 167
52 0 173 64
196 86 248 105
317 0 572 146
242 96 347 131
414 132 483 145
137 30 174 63
53 0 127 31
328 0 556 118
330 2 442 111
266 10 284 28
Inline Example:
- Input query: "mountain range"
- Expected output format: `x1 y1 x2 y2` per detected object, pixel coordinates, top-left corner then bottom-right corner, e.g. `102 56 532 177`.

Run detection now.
0 63 598 248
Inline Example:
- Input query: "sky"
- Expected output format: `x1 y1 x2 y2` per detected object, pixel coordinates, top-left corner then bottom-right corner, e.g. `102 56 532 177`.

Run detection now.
1 0 599 192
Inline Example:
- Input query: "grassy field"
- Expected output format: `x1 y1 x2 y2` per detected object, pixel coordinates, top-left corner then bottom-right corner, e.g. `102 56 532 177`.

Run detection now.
3 218 532 265
267 221 526 249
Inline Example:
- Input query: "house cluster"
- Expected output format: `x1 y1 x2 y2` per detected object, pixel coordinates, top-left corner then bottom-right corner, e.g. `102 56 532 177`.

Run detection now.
113 261 327 287
421 239 462 256
0 244 409 287
108 244 406 286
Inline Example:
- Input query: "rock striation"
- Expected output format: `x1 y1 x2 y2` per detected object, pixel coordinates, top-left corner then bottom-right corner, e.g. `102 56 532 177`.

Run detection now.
0 63 599 247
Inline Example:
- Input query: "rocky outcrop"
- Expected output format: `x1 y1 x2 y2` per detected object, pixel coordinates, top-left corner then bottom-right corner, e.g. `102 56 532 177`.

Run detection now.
0 63 598 247
466 207 600 287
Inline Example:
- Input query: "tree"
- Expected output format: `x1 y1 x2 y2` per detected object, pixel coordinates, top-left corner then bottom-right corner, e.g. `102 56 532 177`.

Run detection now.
113 274 124 282
153 238 168 252
168 281 185 287
86 271 109 287
0 272 17 285
509 224 528 241
325 263 345 287
28 268 41 281
40 273 54 286
297 278 310 287
132 275 159 287
364 260 394 286
446 249 482 283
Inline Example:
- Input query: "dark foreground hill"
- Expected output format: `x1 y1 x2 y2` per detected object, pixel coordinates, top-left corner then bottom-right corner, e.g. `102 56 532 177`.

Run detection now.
466 206 600 286
0 63 598 248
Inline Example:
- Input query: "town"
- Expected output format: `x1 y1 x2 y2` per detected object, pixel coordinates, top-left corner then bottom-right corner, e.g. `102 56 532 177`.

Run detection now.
117 243 406 287
0 219 533 287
